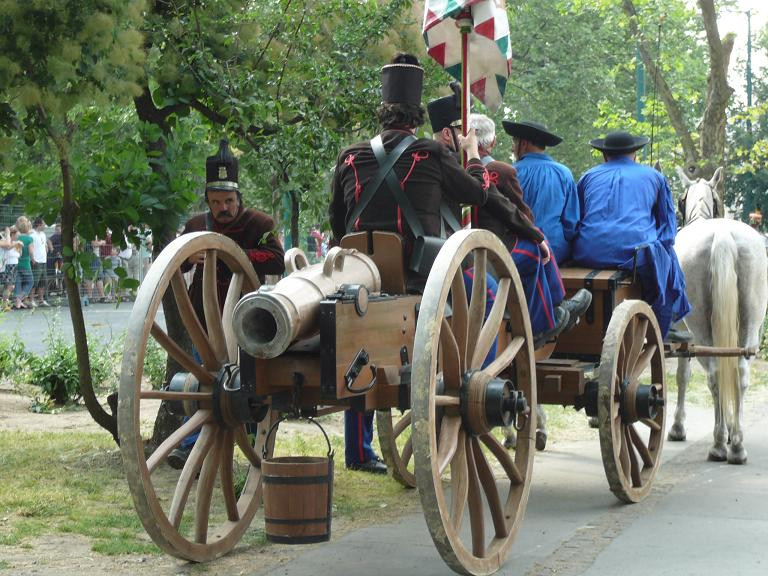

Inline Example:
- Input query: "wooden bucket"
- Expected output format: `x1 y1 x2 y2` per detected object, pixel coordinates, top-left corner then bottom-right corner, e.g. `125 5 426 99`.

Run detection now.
262 418 334 544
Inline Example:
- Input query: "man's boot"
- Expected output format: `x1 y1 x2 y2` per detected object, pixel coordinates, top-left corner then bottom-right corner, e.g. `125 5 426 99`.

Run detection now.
559 288 592 331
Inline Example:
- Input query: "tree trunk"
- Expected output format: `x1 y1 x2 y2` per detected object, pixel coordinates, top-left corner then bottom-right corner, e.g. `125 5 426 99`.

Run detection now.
622 0 735 181
49 124 118 444
133 89 195 449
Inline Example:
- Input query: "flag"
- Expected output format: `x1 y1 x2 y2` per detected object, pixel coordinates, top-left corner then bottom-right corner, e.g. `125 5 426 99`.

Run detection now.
423 0 512 112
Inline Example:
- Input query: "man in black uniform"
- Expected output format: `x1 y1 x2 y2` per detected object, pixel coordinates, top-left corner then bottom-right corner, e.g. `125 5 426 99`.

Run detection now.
168 139 285 469
329 53 505 474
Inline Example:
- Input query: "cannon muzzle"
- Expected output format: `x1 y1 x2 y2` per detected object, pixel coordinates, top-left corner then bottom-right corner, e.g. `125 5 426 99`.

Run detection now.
233 247 380 358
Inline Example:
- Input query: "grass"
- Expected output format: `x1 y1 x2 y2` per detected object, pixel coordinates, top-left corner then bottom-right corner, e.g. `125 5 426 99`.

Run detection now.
0 413 419 560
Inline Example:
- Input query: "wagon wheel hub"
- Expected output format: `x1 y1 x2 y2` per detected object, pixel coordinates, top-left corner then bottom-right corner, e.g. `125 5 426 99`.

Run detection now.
619 379 665 424
460 370 529 436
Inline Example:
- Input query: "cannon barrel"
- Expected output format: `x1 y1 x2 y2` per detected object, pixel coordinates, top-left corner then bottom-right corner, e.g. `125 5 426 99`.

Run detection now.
232 246 381 358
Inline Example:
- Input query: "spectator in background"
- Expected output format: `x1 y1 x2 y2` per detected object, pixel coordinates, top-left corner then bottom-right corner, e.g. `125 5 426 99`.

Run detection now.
119 228 141 296
48 223 63 296
1 226 22 311
13 216 35 309
83 237 106 305
30 217 52 307
101 246 121 302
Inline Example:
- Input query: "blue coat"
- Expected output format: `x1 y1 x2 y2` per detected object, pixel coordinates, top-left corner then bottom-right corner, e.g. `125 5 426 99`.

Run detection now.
515 153 579 263
573 157 690 336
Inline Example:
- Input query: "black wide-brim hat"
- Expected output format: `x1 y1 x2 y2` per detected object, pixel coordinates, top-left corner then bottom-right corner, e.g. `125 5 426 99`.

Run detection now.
590 131 649 153
502 120 562 147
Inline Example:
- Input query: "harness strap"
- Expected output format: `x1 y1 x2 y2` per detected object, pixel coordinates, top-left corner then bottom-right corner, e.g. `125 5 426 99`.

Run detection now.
345 134 416 234
370 135 425 238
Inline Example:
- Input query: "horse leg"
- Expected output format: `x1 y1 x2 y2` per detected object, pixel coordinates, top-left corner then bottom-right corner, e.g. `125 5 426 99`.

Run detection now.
706 359 728 461
504 404 547 450
668 356 690 441
503 423 516 449
726 357 749 464
535 405 547 451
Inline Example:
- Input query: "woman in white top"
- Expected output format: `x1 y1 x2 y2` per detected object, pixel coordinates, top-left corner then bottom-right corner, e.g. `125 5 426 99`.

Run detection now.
0 226 22 311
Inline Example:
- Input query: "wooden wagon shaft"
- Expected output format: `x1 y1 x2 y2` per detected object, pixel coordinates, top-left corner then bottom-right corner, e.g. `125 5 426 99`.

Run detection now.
666 343 759 359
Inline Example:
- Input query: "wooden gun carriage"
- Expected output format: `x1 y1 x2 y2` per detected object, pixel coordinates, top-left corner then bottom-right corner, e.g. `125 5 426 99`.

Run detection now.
119 228 748 576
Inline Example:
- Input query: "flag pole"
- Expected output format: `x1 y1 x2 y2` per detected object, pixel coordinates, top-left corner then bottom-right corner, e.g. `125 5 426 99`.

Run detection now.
457 9 473 227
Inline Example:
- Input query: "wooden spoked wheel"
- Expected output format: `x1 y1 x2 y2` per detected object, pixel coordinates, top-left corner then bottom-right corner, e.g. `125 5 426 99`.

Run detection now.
598 300 666 503
377 409 415 487
411 229 536 576
118 231 274 561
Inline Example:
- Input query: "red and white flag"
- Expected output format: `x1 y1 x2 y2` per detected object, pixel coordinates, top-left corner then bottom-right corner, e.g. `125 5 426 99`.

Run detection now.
423 0 512 112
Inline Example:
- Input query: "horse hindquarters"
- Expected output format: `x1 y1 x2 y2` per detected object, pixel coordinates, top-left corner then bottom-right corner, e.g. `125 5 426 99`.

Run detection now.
710 230 743 463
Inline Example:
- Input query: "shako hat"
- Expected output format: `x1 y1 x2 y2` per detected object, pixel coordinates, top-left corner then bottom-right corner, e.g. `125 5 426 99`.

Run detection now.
427 82 462 133
381 53 424 106
502 120 562 147
206 139 239 192
590 131 649 154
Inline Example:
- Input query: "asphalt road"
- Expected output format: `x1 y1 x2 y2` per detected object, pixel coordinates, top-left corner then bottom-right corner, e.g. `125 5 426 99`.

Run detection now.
0 299 155 354
248 394 768 576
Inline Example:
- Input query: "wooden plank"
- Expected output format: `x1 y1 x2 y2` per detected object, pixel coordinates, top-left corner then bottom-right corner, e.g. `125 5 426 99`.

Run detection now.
536 364 587 406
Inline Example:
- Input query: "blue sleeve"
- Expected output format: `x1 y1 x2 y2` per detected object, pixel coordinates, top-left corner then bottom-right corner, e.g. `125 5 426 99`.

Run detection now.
655 174 677 247
561 173 580 242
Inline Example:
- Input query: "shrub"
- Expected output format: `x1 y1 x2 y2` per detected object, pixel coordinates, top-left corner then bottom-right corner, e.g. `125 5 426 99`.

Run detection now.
143 337 168 390
0 333 29 379
26 325 114 409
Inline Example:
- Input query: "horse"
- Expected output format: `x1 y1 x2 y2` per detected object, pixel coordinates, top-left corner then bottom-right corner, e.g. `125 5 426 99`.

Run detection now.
669 166 768 464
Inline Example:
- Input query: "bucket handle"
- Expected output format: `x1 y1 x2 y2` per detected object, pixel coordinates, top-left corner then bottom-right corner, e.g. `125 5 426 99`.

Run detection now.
262 416 335 460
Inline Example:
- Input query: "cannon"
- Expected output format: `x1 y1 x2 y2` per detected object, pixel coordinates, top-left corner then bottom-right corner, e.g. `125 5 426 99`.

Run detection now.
232 246 381 359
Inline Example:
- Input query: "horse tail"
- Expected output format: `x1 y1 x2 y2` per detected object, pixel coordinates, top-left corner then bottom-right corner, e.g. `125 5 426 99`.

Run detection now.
710 229 740 430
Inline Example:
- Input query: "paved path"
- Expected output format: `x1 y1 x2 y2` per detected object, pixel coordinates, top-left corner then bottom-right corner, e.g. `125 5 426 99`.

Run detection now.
250 395 768 576
0 300 155 354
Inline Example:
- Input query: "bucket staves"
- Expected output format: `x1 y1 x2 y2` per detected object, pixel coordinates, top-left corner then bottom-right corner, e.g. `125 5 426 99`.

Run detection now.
262 418 334 544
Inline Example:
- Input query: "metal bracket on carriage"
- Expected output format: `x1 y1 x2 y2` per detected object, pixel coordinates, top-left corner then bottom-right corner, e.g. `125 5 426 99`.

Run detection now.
344 348 377 393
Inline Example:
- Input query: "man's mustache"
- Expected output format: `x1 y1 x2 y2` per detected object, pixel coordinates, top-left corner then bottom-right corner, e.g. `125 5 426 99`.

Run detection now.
217 211 233 218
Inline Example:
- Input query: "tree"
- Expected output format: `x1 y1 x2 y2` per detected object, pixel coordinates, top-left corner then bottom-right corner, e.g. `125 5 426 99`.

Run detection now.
0 1 148 442
621 0 735 179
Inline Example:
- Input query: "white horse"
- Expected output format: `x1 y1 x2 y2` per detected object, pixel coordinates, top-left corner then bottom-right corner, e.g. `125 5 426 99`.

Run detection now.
669 166 767 464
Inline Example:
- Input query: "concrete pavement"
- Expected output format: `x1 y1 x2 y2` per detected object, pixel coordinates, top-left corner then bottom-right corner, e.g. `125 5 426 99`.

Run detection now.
249 395 768 576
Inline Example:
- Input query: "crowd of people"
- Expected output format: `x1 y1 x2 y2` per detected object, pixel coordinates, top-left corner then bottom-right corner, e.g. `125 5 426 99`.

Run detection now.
0 217 153 310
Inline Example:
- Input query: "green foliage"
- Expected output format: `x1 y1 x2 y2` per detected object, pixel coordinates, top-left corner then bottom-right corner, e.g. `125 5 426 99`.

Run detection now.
25 324 114 409
0 332 29 378
0 1 146 123
143 337 168 390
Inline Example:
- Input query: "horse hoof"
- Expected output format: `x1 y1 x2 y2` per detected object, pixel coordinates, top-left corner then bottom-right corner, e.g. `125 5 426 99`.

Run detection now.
707 446 727 462
667 424 686 442
535 430 547 451
587 416 599 429
503 436 516 450
727 448 747 465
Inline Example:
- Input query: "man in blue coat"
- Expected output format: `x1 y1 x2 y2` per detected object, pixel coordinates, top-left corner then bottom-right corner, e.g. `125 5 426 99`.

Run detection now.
572 131 691 338
503 120 579 264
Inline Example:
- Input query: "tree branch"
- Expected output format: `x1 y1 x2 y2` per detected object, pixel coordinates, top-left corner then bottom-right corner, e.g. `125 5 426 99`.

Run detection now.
621 0 700 167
